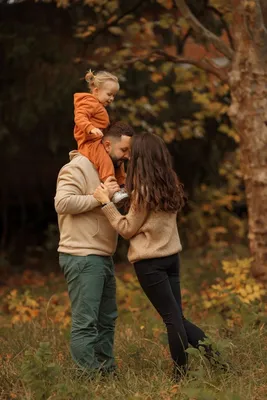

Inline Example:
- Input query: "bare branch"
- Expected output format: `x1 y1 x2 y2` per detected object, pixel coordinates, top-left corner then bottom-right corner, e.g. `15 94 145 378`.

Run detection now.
81 0 147 57
207 6 235 50
113 49 229 82
92 0 146 41
177 28 193 53
174 0 234 60
156 49 229 81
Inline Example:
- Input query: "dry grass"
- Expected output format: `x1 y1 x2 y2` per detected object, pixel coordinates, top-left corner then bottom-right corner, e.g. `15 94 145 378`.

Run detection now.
0 252 267 399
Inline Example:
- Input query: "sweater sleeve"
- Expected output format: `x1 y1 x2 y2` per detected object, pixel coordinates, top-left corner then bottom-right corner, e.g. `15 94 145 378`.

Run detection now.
54 164 100 215
74 95 99 135
101 202 147 240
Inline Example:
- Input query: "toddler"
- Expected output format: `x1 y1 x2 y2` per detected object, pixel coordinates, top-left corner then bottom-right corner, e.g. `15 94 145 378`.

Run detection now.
74 70 128 203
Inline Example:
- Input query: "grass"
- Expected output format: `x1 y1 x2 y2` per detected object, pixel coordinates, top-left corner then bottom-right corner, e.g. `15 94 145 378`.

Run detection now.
0 249 267 399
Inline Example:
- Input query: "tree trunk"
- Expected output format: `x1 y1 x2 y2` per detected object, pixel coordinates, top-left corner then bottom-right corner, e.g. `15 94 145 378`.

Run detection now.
229 2 267 280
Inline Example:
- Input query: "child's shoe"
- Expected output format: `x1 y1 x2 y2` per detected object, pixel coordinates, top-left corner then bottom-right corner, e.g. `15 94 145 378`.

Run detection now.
112 189 128 204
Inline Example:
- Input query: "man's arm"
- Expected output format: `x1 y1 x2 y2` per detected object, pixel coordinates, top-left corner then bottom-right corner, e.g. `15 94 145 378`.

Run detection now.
54 164 100 215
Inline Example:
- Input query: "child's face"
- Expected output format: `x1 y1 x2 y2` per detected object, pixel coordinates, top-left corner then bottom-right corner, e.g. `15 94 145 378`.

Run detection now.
94 80 119 107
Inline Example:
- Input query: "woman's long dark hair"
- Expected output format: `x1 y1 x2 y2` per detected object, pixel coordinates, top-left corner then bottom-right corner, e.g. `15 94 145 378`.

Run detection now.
126 132 185 213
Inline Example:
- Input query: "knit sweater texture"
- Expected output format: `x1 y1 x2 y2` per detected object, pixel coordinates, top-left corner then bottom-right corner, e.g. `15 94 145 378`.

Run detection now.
102 202 182 263
55 151 118 256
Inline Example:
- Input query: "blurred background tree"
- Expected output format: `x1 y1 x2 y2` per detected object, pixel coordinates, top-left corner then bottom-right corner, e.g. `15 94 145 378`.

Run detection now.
1 0 250 272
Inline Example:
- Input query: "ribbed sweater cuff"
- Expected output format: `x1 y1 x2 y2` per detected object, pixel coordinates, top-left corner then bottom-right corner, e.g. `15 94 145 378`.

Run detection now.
102 202 120 221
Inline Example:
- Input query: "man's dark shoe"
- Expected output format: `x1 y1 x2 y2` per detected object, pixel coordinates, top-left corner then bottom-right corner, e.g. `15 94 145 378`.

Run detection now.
99 366 119 379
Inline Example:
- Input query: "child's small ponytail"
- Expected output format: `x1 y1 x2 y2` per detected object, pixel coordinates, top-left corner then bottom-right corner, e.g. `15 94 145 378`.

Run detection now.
85 69 95 88
85 69 119 92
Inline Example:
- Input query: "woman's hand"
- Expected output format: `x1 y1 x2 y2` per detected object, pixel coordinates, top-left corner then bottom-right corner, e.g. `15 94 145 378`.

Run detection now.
93 184 111 205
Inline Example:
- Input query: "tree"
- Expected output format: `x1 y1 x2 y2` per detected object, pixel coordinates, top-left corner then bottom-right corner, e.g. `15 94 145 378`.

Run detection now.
0 0 249 265
73 0 267 280
59 0 267 280
1 0 240 259
172 0 267 280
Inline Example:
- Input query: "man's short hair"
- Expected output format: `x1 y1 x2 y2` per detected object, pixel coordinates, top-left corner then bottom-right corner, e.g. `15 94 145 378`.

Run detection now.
103 121 135 138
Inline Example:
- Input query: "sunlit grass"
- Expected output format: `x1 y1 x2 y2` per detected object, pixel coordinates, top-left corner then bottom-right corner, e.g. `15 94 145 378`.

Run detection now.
1 312 267 399
0 248 267 399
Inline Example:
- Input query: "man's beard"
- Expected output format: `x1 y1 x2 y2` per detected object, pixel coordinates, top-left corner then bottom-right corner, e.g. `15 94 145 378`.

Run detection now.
111 157 124 168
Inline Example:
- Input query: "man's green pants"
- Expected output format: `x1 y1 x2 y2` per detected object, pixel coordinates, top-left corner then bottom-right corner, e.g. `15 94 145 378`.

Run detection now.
59 253 118 372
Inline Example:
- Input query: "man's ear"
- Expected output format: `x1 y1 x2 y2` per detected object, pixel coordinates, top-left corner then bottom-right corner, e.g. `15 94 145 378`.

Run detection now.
102 138 111 154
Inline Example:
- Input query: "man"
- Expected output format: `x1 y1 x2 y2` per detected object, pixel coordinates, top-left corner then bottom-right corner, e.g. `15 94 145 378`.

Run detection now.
54 121 134 374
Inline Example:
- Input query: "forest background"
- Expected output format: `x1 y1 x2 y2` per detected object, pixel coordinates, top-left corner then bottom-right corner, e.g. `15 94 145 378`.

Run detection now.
0 1 267 399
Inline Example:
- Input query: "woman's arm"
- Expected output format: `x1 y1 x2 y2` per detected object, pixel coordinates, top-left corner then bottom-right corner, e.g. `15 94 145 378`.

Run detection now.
93 184 148 239
101 202 148 240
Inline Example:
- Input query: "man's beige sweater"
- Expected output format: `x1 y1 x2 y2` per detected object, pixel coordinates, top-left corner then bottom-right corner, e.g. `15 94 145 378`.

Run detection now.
102 202 182 264
55 151 118 256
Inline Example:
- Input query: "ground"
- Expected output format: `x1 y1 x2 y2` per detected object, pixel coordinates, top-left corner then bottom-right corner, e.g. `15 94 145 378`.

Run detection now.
0 247 267 400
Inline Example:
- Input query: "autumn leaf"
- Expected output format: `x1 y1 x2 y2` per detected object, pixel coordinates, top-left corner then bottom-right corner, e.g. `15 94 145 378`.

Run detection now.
163 45 177 57
201 257 265 324
151 72 164 83
108 26 124 36
156 0 173 10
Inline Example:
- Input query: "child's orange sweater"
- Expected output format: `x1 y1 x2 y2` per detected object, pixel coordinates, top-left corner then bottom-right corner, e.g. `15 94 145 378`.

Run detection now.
73 92 126 185
74 93 109 147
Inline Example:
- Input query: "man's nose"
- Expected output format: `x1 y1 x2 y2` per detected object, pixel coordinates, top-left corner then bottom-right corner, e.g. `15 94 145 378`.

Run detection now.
124 152 130 160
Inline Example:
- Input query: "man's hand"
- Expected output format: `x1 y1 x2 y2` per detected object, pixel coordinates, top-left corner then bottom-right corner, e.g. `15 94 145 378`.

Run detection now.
90 127 103 138
93 184 111 204
104 176 120 199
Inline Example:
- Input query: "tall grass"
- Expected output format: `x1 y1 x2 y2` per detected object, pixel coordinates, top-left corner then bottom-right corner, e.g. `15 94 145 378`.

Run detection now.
0 249 267 399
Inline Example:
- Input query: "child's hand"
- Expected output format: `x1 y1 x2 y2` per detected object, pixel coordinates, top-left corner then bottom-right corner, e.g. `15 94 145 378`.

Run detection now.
91 128 104 138
104 177 120 198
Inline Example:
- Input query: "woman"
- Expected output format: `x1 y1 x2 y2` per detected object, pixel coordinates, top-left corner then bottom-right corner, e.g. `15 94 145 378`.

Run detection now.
94 132 222 380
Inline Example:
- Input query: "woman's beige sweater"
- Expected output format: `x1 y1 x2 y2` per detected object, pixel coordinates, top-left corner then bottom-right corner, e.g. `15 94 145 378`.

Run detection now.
102 202 182 263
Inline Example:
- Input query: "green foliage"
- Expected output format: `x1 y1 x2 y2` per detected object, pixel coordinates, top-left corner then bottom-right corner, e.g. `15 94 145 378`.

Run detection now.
1 255 267 399
19 340 89 399
182 386 242 400
180 149 246 248
20 342 60 400
1 0 234 146
0 0 241 261
52 383 89 400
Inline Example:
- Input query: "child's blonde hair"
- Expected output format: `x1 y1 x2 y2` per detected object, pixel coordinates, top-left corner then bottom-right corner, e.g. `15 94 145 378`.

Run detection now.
85 70 119 91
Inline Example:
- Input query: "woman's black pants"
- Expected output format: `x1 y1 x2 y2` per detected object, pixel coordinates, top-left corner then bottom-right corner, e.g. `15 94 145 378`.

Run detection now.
134 253 208 369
